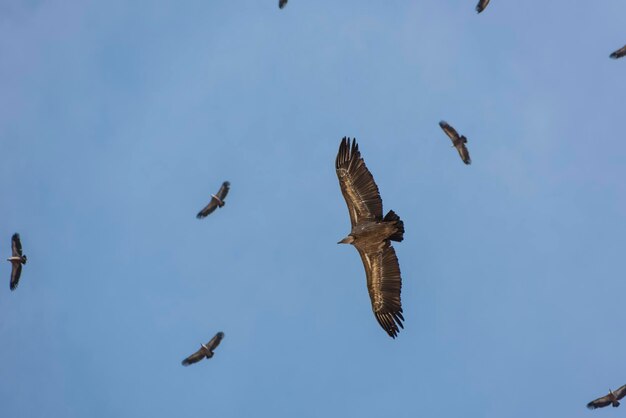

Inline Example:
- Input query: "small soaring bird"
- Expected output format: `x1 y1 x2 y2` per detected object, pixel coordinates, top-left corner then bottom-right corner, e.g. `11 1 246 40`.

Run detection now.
336 137 405 338
587 385 626 410
476 0 490 13
196 181 230 219
7 233 27 291
181 332 225 366
439 121 472 165
279 0 288 9
610 45 626 59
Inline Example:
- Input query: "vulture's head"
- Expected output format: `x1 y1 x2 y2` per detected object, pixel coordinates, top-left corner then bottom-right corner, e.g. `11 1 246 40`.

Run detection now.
338 235 355 245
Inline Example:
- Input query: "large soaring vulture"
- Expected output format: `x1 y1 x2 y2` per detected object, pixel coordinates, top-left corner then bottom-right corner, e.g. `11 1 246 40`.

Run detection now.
196 181 230 219
439 121 472 165
7 233 27 291
335 137 405 338
279 0 288 9
476 0 490 13
610 45 626 59
587 385 626 409
181 332 225 366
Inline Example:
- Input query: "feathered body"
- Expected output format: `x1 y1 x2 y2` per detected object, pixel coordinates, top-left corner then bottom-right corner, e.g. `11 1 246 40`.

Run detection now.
196 181 230 219
336 137 405 338
588 385 626 410
439 120 472 165
7 233 27 291
181 332 225 366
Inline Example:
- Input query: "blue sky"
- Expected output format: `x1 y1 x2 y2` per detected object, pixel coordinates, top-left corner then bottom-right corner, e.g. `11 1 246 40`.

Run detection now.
1 1 626 417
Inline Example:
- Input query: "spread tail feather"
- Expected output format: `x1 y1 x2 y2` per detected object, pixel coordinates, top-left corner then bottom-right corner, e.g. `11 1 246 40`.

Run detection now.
384 210 404 242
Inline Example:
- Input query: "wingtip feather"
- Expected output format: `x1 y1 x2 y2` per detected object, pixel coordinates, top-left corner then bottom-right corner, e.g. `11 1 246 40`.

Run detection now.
375 311 404 339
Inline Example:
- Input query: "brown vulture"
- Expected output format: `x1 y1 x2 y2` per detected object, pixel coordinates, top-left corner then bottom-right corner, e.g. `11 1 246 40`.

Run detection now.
587 385 626 409
7 233 27 291
439 121 472 165
279 0 288 9
196 181 230 219
610 45 626 59
476 0 490 13
335 137 405 338
181 332 225 366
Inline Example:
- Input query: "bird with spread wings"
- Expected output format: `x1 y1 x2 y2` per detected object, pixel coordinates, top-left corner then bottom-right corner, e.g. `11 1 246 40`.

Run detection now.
587 385 626 409
196 181 230 219
181 332 225 366
335 137 405 338
7 233 27 291
439 121 472 165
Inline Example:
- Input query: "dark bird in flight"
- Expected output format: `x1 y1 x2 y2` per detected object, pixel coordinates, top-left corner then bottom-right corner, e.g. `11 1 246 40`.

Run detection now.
610 45 626 59
475 0 490 13
196 181 230 219
335 137 405 338
587 385 626 409
181 332 225 366
279 0 288 9
439 121 471 165
7 233 27 291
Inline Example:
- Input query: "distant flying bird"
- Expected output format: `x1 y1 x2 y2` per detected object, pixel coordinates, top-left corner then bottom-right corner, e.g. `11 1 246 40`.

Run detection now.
279 0 288 8
475 0 490 13
439 121 472 165
587 385 626 410
196 181 230 219
335 137 405 338
7 233 27 291
610 45 626 59
181 332 225 366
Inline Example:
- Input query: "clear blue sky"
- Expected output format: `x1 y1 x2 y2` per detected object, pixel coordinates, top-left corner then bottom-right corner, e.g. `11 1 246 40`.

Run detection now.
1 1 626 417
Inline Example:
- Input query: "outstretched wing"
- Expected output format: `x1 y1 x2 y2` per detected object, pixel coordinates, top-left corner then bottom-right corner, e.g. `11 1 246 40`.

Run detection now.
610 45 626 59
279 0 288 9
205 332 225 351
216 181 230 201
335 137 383 227
613 385 626 400
196 198 219 218
476 0 490 13
439 121 460 143
456 140 472 165
11 233 22 257
358 243 404 338
587 394 613 410
10 264 22 291
181 348 206 366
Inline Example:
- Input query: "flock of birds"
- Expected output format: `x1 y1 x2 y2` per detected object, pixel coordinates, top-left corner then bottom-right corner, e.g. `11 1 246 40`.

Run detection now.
4 0 626 413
